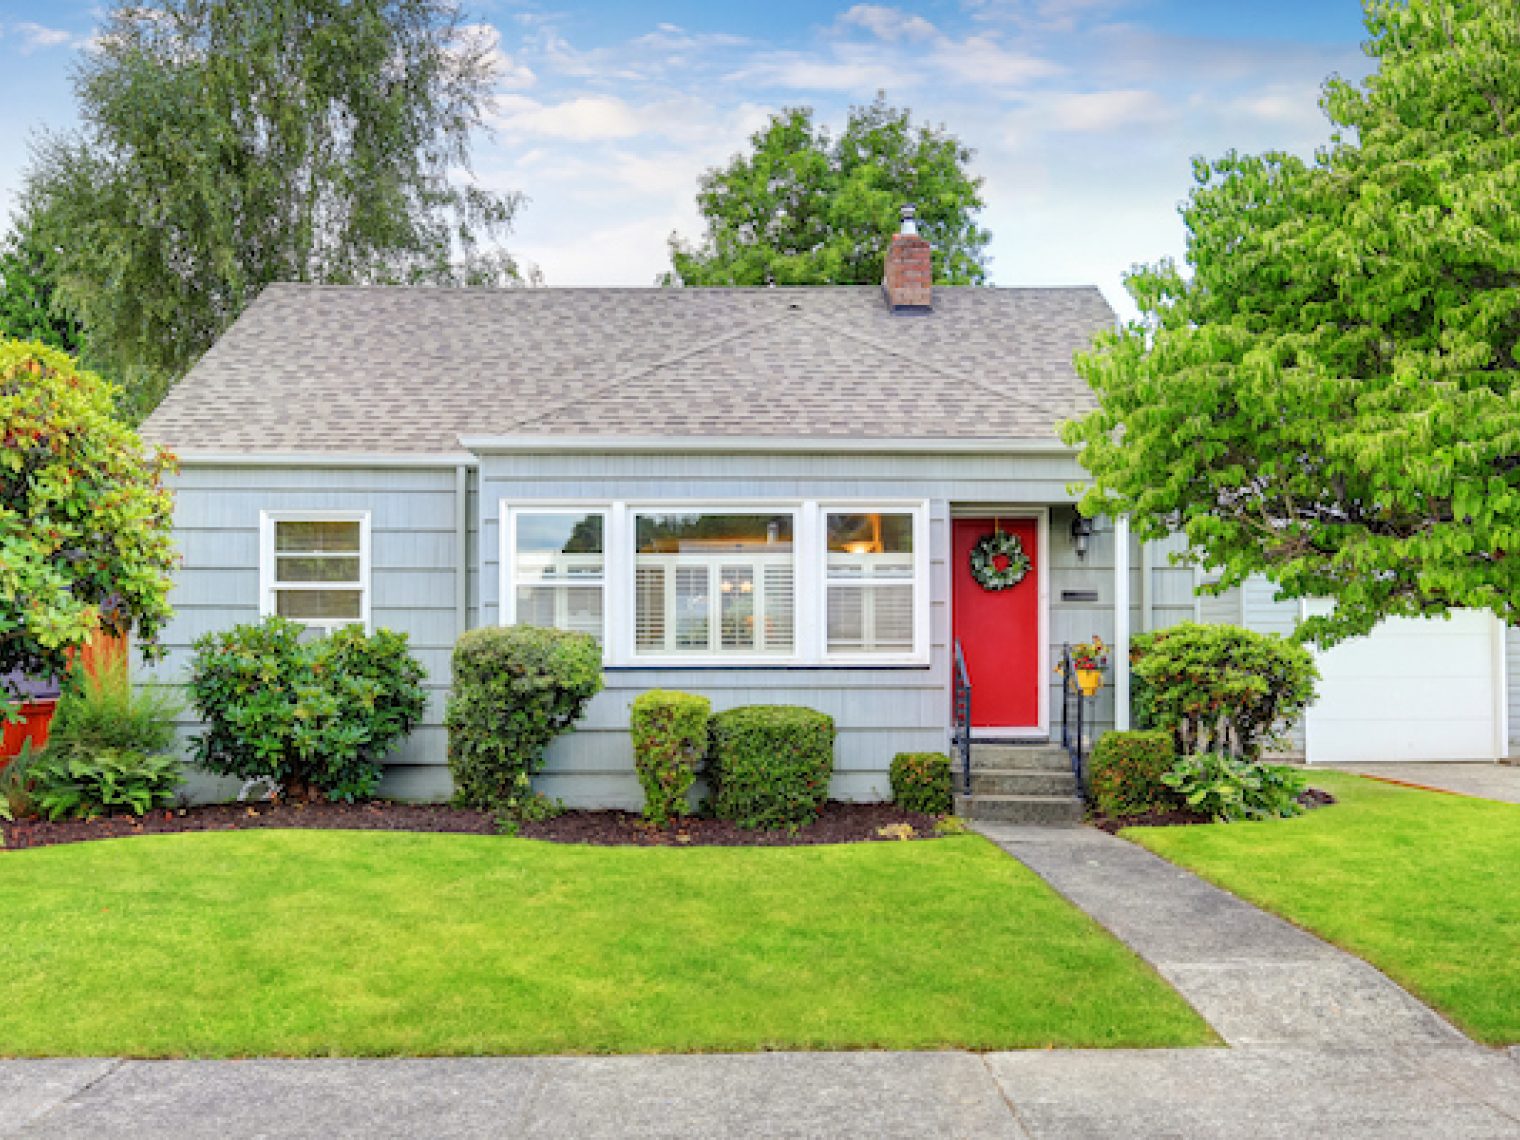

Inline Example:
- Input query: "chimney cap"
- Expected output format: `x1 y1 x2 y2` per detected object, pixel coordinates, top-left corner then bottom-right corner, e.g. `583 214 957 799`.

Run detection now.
899 203 918 236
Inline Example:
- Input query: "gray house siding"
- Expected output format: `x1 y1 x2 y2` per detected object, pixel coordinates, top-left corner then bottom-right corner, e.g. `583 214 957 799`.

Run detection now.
140 463 471 801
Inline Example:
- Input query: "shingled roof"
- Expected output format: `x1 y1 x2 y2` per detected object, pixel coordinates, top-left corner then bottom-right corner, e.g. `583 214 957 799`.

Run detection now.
141 282 1114 456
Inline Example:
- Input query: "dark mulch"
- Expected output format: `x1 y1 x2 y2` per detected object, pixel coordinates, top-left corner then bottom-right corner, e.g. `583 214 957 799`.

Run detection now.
1 800 497 851
519 802 943 847
1 799 943 851
1089 787 1337 834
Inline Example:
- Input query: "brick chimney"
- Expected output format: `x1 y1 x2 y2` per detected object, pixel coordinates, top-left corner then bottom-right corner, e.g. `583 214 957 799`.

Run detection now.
882 204 932 312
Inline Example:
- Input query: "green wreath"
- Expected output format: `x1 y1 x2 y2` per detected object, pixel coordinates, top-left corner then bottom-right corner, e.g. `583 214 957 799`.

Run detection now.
970 531 1031 591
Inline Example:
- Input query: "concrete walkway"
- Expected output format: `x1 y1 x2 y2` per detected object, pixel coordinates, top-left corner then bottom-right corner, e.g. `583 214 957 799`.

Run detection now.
4 1048 1519 1138
1324 762 1520 804
976 823 1467 1048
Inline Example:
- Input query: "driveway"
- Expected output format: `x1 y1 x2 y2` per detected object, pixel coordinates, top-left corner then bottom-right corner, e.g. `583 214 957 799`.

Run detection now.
1323 762 1520 804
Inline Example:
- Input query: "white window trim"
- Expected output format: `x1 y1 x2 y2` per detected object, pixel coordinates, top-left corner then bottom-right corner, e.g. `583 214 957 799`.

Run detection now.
258 509 373 633
498 498 932 667
501 505 610 647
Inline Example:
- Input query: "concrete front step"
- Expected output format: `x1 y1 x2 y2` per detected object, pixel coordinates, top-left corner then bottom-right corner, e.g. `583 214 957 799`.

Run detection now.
965 744 1071 772
959 769 1077 797
953 792 1085 825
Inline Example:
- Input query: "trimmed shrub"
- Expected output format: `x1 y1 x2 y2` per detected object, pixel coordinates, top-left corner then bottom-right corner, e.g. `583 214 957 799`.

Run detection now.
30 748 182 820
1130 623 1318 760
188 617 427 802
630 690 711 826
889 752 953 815
1090 730 1180 817
446 625 603 815
709 705 834 830
1162 753 1309 822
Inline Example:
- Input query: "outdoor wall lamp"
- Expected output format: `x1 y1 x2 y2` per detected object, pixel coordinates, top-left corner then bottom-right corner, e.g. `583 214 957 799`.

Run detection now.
1070 515 1094 560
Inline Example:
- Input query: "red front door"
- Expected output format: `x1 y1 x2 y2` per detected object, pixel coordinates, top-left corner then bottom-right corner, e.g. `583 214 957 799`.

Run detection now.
952 517 1041 730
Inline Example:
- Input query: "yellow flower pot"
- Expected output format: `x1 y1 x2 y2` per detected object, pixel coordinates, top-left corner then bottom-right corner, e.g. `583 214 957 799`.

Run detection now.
1076 668 1103 697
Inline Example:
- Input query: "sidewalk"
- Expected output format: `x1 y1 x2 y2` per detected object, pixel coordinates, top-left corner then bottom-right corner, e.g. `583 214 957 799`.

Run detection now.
1323 762 1520 804
4 1048 1519 1139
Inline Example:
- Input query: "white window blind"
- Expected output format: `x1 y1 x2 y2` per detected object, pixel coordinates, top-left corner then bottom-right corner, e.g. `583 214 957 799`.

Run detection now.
824 511 917 654
261 515 369 632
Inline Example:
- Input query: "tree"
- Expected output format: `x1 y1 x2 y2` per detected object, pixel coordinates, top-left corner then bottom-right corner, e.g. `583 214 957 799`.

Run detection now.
0 196 84 357
665 94 989 286
1063 0 1520 645
0 340 178 706
22 0 529 408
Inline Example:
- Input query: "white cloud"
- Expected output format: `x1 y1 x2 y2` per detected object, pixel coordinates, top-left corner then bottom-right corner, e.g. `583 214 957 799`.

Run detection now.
930 34 1064 87
460 23 536 90
11 21 80 53
492 94 645 141
1036 88 1170 132
838 5 939 42
728 44 914 94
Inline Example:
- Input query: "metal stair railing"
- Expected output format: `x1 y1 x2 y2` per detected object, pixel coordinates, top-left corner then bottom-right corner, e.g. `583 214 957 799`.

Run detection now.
1059 643 1093 804
952 639 973 796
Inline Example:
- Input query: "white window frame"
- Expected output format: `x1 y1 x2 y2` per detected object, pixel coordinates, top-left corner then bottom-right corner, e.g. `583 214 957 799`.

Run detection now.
497 498 931 667
258 510 372 633
501 505 610 647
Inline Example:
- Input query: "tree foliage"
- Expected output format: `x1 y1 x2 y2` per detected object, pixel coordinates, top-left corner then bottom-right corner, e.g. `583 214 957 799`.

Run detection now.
0 340 177 703
0 195 84 358
1063 0 1520 643
666 94 989 286
21 0 529 406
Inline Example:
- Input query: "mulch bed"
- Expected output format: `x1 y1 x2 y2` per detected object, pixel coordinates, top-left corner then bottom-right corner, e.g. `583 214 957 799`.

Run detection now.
1088 787 1336 834
1 799 943 851
519 802 942 847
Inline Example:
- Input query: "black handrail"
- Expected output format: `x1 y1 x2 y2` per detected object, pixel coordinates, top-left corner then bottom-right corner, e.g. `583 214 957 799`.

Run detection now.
952 639 972 796
1059 643 1092 803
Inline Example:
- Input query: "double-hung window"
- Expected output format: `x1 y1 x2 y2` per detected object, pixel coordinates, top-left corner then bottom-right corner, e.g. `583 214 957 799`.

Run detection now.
259 512 371 632
823 511 919 656
506 509 607 644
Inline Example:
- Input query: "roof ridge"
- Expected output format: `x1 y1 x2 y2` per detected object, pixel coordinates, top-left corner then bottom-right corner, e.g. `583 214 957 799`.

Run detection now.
790 309 1067 420
502 308 797 432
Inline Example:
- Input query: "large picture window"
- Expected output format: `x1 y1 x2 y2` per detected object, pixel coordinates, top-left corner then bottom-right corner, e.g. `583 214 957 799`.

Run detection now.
499 500 928 665
260 512 370 632
507 510 607 644
634 513 795 657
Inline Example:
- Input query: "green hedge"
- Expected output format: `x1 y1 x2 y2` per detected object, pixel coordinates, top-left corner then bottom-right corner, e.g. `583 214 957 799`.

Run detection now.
889 752 953 815
445 625 602 814
1090 730 1179 817
630 690 711 826
709 705 835 830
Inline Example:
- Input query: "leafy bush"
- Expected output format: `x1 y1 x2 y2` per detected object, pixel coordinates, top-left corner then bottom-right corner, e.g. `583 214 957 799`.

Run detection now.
709 705 834 830
445 625 603 814
0 739 43 821
1161 753 1309 822
889 752 953 815
30 748 182 820
1130 623 1318 759
1089 730 1180 817
47 652 180 759
188 618 427 802
630 690 711 826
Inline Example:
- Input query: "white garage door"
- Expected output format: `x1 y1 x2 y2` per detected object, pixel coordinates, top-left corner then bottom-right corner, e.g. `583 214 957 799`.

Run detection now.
1304 607 1506 764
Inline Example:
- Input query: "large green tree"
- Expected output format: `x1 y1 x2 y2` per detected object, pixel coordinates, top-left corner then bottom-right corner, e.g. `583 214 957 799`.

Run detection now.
21 0 528 412
0 195 84 357
1064 0 1520 644
665 95 989 286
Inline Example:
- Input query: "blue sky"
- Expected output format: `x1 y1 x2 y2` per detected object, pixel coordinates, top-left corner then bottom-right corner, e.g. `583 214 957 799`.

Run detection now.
0 2 1371 316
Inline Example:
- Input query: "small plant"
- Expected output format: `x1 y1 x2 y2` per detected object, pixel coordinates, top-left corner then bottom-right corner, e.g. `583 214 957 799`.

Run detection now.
1066 636 1108 670
30 748 183 820
445 625 602 815
188 618 428 802
889 751 953 815
630 690 711 826
877 822 916 841
47 652 180 759
0 739 43 822
934 815 971 836
1089 730 1180 817
1161 753 1309 822
1130 623 1318 759
709 705 834 831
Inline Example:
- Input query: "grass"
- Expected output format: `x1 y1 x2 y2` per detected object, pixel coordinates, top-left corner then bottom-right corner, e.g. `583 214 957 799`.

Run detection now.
1125 771 1520 1045
0 831 1211 1057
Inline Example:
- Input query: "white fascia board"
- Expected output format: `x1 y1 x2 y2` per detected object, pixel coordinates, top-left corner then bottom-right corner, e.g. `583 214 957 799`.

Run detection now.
172 451 478 469
458 434 1076 456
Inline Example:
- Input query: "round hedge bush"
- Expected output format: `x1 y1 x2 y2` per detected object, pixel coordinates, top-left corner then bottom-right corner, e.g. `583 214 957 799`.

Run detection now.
708 704 835 830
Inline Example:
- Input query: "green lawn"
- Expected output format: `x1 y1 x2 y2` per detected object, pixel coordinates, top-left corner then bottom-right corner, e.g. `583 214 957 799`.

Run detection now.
1125 772 1520 1045
0 831 1210 1057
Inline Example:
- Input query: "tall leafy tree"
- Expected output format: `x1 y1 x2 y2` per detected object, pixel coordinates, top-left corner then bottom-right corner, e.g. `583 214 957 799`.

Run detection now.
0 195 84 357
22 0 529 410
665 95 989 286
1064 0 1520 644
